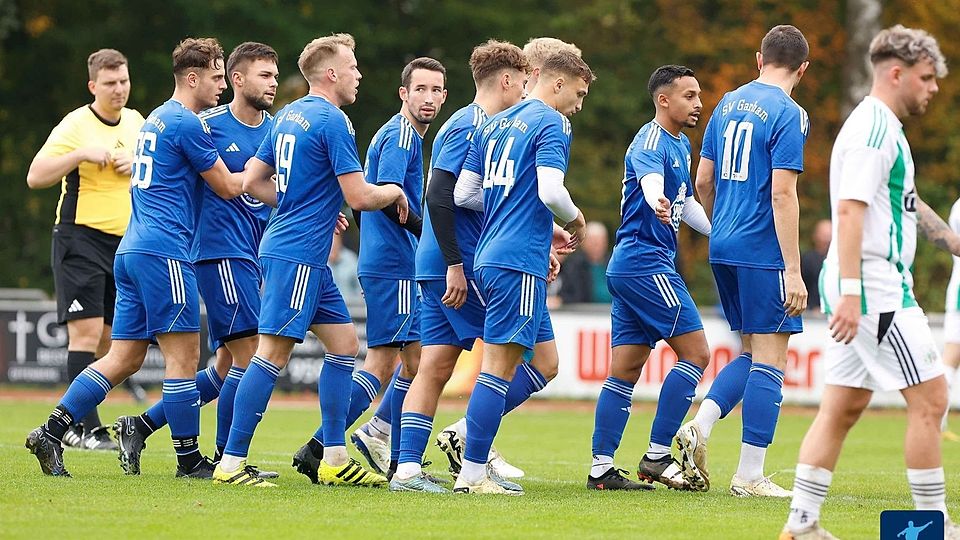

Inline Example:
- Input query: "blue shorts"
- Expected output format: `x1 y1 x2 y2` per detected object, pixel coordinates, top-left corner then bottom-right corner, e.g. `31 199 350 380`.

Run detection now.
711 263 803 334
476 267 553 350
360 277 421 348
258 257 352 342
112 253 200 340
608 272 704 348
196 258 261 345
418 278 486 350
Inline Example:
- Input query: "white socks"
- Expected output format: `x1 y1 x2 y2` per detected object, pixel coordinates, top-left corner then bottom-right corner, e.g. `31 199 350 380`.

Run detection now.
645 443 672 461
395 461 421 480
590 455 614 478
693 399 722 440
908 467 949 521
219 454 244 473
369 415 391 439
787 464 833 532
460 459 486 484
323 445 348 467
735 442 767 482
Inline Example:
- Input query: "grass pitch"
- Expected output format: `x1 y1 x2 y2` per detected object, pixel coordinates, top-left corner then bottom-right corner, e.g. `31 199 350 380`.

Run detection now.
3 392 958 539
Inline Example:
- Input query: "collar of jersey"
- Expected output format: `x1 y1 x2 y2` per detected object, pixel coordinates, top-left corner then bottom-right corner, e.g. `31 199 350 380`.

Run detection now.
651 120 682 140
862 95 903 130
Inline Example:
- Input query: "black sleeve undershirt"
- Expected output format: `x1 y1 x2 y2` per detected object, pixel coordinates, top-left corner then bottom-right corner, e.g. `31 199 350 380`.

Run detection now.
376 182 422 238
425 168 462 267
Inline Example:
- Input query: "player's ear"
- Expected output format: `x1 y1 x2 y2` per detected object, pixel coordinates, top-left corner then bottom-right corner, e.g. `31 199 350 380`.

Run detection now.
756 51 763 72
440 88 448 104
399 86 408 101
796 61 809 81
554 76 564 94
87 79 96 96
231 70 243 88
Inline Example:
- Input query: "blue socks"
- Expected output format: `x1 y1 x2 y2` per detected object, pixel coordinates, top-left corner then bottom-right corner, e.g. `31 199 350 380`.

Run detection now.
650 360 703 446
591 377 634 458
311 370 381 443
502 362 547 415
398 412 433 466
463 372 509 465
389 376 413 463
216 366 245 452
47 367 113 440
373 364 400 425
143 366 224 432
163 378 202 469
704 352 752 417
223 356 279 458
317 353 356 448
742 362 785 447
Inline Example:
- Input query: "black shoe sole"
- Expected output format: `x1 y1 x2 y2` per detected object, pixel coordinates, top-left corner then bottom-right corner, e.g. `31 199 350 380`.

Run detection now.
292 456 319 484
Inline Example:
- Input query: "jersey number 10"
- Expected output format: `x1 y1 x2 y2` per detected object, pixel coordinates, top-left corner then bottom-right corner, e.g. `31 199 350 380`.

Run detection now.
275 134 296 193
482 137 516 197
131 132 157 189
719 120 753 182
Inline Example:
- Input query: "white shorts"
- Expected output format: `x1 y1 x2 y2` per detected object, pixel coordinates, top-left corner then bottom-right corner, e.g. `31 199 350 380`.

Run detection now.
824 307 943 392
945 311 960 345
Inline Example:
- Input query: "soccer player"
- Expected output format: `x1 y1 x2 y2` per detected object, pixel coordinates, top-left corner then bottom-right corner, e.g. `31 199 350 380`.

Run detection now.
212 33 407 488
26 49 144 451
433 35 582 481
941 197 960 440
589 65 711 492
388 39 529 493
781 25 960 539
25 37 244 478
291 57 447 482
452 50 593 494
685 24 810 497
113 42 281 477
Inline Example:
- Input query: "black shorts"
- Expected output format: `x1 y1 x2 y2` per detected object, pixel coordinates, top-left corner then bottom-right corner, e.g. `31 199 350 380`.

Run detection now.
51 224 122 325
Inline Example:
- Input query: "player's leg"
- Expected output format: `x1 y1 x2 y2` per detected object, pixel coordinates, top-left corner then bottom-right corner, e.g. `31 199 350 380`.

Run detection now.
689 264 752 442
216 336 257 458
155 331 212 478
387 341 420 477
62 317 120 450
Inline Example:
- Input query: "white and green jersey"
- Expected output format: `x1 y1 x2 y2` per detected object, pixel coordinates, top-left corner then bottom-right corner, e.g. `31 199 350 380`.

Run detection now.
945 199 960 313
821 96 918 314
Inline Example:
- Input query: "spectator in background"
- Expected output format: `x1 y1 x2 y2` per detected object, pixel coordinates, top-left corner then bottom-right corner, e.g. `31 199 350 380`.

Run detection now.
329 233 362 304
560 221 612 304
800 219 831 311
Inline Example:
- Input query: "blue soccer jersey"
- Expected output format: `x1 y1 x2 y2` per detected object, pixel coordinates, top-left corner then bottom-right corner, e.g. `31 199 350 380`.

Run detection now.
191 104 273 263
701 80 809 269
255 95 363 268
608 120 693 277
415 103 486 281
118 99 219 261
463 98 572 279
357 113 424 280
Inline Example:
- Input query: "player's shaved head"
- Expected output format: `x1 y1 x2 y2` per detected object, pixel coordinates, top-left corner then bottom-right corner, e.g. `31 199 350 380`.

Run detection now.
172 37 224 77
539 50 596 85
869 24 947 77
299 33 355 81
470 39 529 87
760 25 808 71
648 65 695 99
523 37 581 68
227 42 279 78
87 49 127 81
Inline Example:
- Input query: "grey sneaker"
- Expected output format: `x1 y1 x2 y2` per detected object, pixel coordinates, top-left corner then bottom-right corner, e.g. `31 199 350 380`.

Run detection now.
389 473 450 493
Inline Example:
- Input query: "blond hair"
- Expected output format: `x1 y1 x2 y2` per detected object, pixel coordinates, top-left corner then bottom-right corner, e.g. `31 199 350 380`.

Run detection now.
523 37 581 68
870 24 948 77
298 33 356 80
540 50 596 84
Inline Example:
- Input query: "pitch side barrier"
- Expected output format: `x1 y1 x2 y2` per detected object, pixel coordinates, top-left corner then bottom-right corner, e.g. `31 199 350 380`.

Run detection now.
0 299 953 407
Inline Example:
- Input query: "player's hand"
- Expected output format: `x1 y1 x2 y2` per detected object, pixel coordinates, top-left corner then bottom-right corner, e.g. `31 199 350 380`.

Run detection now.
655 196 671 224
564 210 586 251
442 264 467 309
82 147 113 169
547 250 562 284
334 212 349 235
384 184 409 224
112 152 134 176
782 269 807 317
552 225 574 255
829 295 861 344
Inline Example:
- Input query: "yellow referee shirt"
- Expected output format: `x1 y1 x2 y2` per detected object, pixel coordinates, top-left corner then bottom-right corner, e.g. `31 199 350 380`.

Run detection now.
37 105 145 236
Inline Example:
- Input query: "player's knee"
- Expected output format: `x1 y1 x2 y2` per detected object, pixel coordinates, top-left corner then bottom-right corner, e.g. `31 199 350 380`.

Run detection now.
533 360 558 381
610 362 643 384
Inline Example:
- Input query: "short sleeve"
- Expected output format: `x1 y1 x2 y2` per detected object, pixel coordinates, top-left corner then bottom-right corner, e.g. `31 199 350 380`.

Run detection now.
461 129 482 176
371 127 410 186
950 200 960 234
836 146 887 204
325 110 363 176
770 103 809 172
535 113 571 172
178 114 219 173
700 105 719 161
629 128 668 180
37 114 82 157
433 122 473 175
254 126 275 167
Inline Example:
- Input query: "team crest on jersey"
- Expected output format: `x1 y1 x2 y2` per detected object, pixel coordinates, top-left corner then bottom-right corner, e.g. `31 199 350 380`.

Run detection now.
670 182 687 232
240 193 265 209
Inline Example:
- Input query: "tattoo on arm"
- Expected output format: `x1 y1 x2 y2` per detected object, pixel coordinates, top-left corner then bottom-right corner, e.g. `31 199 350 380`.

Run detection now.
917 199 960 256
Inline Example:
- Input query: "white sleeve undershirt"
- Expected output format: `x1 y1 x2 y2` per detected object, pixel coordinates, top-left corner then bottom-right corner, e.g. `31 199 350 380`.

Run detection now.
454 169 484 211
537 166 579 223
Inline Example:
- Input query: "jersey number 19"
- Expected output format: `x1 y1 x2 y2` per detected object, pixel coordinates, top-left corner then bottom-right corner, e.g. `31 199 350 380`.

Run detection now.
275 134 296 193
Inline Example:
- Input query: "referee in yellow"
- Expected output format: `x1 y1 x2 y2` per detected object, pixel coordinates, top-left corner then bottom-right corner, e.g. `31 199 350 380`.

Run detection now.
26 49 144 450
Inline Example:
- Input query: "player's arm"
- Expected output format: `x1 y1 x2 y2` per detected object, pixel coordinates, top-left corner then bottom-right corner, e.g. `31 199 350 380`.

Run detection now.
201 158 244 199
537 166 585 249
682 196 711 236
428 166 467 308
453 168 484 211
639 173 671 225
27 147 115 189
242 157 278 207
377 183 422 237
339 171 408 219
694 157 716 218
830 198 866 343
917 198 960 256
771 168 807 316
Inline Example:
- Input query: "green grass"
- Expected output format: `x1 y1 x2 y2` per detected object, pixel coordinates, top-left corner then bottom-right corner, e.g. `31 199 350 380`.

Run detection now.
2 394 957 539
